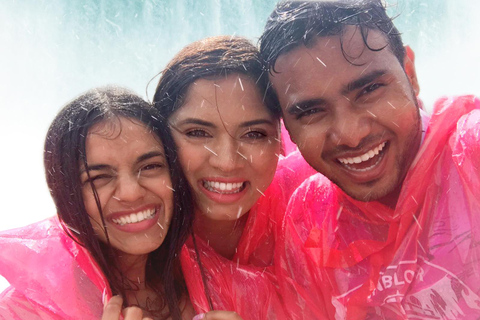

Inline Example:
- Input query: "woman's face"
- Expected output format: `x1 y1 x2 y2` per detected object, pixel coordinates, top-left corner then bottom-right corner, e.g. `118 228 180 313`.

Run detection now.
169 74 281 222
81 117 173 256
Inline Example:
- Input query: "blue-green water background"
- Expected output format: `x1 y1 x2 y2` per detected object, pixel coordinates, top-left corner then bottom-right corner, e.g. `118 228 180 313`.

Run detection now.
0 0 478 231
0 0 479 292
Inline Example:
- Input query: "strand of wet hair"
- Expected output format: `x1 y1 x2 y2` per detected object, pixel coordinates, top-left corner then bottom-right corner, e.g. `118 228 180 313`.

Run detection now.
191 230 215 311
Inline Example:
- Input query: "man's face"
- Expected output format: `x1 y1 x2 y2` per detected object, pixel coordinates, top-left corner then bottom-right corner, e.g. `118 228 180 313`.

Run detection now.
270 26 422 206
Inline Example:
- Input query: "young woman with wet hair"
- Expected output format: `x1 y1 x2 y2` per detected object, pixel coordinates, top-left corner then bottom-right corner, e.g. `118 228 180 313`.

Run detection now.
153 36 314 320
0 86 195 319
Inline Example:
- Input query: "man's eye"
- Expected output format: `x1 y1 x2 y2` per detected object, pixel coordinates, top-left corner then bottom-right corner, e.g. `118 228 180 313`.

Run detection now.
362 83 384 95
296 108 322 120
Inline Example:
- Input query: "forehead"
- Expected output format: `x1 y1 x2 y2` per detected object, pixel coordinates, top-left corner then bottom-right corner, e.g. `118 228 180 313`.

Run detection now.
277 26 392 69
271 27 402 104
88 117 146 136
172 74 273 121
86 117 161 151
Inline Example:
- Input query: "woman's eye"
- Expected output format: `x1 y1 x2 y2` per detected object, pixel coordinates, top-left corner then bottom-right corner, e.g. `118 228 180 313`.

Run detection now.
83 174 112 187
140 163 164 172
244 131 267 140
186 129 211 138
138 163 167 178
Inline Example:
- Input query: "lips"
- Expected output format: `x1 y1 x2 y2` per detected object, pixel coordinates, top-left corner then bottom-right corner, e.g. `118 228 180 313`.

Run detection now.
199 178 249 205
202 180 246 194
110 208 157 226
336 141 388 173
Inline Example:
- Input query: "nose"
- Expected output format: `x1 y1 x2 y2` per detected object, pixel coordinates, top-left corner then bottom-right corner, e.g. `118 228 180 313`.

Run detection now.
208 136 245 172
328 105 371 148
113 174 145 203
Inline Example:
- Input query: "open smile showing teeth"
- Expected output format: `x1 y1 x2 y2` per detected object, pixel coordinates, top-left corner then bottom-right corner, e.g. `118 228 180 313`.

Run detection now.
111 208 156 226
203 180 245 194
337 141 387 171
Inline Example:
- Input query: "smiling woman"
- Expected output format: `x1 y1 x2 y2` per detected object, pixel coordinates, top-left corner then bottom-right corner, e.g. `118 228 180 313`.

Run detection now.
0 87 195 319
153 35 315 319
168 74 281 237
81 117 173 257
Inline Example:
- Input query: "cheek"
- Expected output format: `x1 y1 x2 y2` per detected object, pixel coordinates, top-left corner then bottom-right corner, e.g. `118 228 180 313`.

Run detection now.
296 130 327 158
152 181 175 215
82 189 99 220
177 147 202 178
82 195 107 242
82 187 110 226
287 121 324 148
248 142 280 186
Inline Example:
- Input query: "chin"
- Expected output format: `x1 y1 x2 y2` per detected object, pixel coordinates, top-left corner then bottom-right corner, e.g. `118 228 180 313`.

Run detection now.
338 177 399 203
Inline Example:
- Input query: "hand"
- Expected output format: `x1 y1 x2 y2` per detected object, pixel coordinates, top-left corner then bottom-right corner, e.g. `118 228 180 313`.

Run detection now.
102 296 153 320
193 311 243 320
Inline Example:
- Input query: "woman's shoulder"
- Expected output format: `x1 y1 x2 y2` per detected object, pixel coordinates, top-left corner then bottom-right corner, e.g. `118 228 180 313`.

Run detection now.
0 217 106 320
0 216 65 244
0 286 49 320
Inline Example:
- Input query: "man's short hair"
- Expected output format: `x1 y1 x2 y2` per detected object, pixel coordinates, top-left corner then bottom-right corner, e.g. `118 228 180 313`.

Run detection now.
259 0 405 73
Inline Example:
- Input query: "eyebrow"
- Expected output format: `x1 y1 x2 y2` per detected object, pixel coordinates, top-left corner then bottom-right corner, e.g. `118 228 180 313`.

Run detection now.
174 118 215 128
240 119 275 127
342 70 387 95
136 151 165 163
174 118 275 128
80 151 165 174
80 164 110 174
286 69 388 116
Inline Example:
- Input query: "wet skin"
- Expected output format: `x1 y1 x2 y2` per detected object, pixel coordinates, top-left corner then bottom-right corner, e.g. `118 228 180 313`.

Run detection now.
169 74 281 223
81 117 173 257
270 26 422 207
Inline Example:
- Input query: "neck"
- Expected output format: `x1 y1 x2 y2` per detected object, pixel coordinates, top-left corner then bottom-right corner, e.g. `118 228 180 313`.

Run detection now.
115 251 149 289
193 210 249 260
377 186 401 210
115 251 166 316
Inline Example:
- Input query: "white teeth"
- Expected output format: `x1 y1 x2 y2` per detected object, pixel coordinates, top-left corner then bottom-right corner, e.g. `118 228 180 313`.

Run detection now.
130 214 138 223
338 142 386 165
203 181 244 194
111 208 156 226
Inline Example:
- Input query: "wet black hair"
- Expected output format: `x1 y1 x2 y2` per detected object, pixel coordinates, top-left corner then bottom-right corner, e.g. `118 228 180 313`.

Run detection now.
152 35 282 311
44 86 193 319
259 0 405 73
153 35 280 120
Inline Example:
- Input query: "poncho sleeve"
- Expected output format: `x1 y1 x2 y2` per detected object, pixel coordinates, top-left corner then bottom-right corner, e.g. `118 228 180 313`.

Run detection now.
0 217 108 320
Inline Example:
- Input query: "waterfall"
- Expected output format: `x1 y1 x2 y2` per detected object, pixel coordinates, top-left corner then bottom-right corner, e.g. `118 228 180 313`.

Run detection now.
0 0 478 292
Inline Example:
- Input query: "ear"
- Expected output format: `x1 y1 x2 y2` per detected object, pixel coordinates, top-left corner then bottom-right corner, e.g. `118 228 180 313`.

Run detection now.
403 46 420 96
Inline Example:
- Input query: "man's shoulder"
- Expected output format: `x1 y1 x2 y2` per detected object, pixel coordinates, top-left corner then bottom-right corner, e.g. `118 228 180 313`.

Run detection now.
285 173 337 224
293 172 335 198
428 95 480 128
432 95 479 114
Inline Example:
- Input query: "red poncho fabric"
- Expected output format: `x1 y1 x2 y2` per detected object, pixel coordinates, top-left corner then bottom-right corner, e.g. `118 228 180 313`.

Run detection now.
0 217 110 319
181 150 316 320
278 96 480 319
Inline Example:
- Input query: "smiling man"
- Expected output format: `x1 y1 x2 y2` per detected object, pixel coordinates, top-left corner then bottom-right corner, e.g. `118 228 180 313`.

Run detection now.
260 1 480 319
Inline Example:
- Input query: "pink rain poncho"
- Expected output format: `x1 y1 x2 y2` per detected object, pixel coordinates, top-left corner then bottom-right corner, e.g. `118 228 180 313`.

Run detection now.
181 149 316 320
278 96 480 319
0 217 110 319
